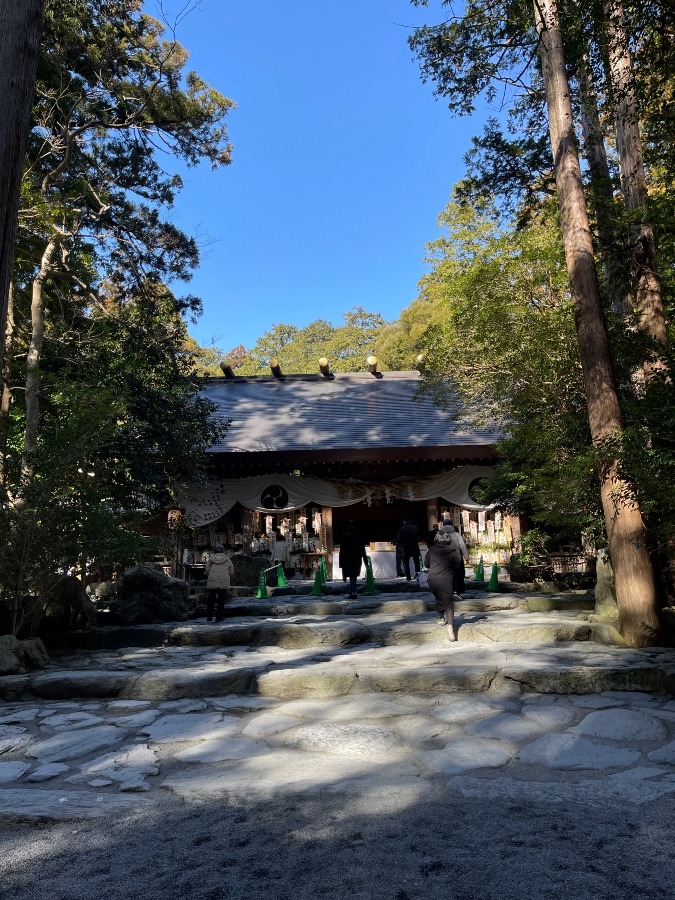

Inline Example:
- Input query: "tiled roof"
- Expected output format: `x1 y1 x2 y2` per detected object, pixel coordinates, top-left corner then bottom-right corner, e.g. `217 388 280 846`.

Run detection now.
202 371 499 454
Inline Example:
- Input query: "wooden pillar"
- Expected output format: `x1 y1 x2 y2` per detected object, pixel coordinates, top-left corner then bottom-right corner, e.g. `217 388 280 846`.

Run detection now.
323 506 333 578
426 497 439 531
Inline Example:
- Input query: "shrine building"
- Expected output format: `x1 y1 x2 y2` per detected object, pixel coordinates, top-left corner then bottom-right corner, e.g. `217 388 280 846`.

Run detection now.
177 367 519 581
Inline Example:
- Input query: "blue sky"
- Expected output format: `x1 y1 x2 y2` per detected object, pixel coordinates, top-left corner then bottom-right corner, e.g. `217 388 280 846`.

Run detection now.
154 0 487 354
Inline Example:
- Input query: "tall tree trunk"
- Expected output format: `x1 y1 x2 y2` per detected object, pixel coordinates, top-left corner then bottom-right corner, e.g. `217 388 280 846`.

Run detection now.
577 56 632 321
22 239 57 475
603 0 669 367
0 0 46 375
534 0 660 647
0 282 15 488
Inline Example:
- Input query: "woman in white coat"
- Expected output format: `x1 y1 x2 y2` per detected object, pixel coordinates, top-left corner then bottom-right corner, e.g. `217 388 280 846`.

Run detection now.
205 544 234 622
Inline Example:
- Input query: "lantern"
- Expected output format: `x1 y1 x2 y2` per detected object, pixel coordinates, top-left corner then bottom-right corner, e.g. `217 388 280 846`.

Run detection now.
167 507 183 530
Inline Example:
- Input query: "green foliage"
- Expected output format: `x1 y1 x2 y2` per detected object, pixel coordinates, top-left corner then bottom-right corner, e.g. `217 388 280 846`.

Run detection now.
237 307 388 375
409 193 604 543
507 529 554 583
0 1 234 633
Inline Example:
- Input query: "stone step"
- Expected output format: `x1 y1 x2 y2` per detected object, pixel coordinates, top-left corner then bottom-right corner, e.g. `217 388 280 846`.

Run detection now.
208 589 595 619
79 591 596 652
2 641 674 703
44 606 603 656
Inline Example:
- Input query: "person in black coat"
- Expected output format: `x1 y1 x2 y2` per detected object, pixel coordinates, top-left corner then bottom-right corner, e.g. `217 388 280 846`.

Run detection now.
424 529 462 642
440 523 469 594
396 517 420 580
338 521 369 599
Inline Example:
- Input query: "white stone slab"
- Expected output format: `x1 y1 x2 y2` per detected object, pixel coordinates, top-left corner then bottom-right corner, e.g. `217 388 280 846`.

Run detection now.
88 778 113 787
107 700 152 711
601 691 657 704
207 696 276 712
569 697 621 709
0 761 30 783
421 737 516 774
0 789 154 823
0 725 27 737
518 734 641 769
23 763 70 783
283 723 399 757
108 710 160 729
37 703 83 715
26 726 124 763
242 713 304 738
161 751 420 801
648 710 675 723
0 735 32 755
79 742 158 777
465 713 546 742
569 709 667 742
119 779 151 792
0 708 39 724
40 712 105 731
647 741 675 765
158 700 208 712
141 714 240 743
174 737 269 763
392 715 453 743
431 698 503 725
275 695 413 722
521 705 576 728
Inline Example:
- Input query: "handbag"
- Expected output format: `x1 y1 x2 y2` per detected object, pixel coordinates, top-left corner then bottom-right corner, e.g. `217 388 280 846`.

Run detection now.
417 570 429 589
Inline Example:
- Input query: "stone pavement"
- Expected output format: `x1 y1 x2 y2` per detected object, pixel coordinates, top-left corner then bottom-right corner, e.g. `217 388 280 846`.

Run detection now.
0 585 674 827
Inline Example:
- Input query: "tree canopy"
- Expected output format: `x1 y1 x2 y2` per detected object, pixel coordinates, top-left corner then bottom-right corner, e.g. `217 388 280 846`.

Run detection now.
0 0 234 634
236 308 388 375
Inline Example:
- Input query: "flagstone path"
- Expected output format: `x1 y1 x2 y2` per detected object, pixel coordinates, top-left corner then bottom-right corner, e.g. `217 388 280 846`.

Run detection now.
1 585 674 830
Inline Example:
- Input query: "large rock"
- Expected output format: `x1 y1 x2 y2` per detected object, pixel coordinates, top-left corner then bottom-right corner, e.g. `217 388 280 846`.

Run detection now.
0 675 29 701
0 635 49 675
502 664 667 695
31 671 129 699
122 667 255 701
0 635 21 675
109 564 191 625
17 638 49 668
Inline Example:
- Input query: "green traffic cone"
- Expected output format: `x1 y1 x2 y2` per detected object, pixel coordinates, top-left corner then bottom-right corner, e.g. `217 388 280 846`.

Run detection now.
276 563 288 588
320 556 329 583
310 566 324 596
255 569 268 599
364 556 379 596
474 556 485 583
486 561 500 592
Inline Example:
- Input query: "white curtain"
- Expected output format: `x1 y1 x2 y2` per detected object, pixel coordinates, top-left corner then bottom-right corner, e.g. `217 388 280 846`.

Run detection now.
175 466 494 527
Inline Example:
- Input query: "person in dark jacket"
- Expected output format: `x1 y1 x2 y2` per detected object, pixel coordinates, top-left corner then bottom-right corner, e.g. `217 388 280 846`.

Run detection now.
426 523 440 547
339 521 369 599
396 517 420 580
424 529 462 642
440 523 469 594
